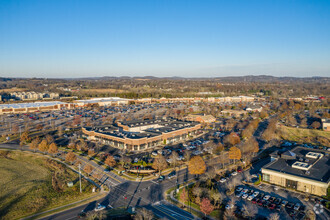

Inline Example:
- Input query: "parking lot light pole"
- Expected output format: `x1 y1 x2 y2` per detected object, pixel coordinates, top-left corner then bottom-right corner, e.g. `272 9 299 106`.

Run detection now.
79 163 82 193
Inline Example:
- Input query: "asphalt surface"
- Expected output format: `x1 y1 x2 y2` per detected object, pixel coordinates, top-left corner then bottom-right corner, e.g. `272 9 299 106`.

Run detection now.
39 168 194 220
0 143 195 220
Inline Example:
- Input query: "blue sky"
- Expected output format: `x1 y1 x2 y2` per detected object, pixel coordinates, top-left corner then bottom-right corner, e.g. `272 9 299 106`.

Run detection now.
0 0 329 78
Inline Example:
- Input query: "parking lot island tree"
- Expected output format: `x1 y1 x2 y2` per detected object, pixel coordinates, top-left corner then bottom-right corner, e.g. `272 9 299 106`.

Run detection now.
152 154 168 175
200 197 214 216
105 156 116 168
180 187 188 207
188 155 206 176
228 146 241 165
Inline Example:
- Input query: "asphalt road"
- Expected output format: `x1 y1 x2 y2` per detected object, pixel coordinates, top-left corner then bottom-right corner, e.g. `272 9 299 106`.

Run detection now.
0 143 195 219
40 167 195 220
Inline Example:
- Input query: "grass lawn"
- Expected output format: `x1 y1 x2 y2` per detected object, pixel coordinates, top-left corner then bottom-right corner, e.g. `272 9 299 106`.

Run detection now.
0 150 94 220
175 187 222 218
278 125 330 145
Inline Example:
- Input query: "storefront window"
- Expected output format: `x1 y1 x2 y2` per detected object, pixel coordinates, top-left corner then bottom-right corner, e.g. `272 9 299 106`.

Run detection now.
263 174 270 182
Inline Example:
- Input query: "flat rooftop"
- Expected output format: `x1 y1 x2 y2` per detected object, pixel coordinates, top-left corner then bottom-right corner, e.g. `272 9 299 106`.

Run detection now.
263 146 330 183
84 118 200 140
120 118 199 128
0 101 67 109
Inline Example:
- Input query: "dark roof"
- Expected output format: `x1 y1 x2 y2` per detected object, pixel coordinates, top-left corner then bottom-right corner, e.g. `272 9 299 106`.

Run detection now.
263 146 330 183
84 118 199 140
120 118 199 128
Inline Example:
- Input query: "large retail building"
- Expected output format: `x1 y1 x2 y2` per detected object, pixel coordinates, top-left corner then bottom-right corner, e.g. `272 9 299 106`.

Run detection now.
82 118 201 151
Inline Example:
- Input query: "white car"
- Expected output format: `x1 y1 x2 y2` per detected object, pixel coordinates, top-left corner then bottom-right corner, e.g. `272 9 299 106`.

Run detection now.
236 192 244 198
152 152 158 156
242 193 248 199
134 158 139 163
252 191 259 197
247 195 254 201
219 178 227 183
166 158 172 163
225 204 234 209
231 171 238 176
263 195 270 200
94 203 106 211
236 187 243 192
193 150 202 155
294 203 301 211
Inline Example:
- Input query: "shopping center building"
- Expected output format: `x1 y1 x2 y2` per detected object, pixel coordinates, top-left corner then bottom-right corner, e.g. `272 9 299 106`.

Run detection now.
261 146 330 196
82 118 202 151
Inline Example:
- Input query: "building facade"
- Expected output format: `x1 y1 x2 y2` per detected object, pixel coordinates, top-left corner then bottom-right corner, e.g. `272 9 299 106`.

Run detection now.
261 147 330 196
82 118 202 151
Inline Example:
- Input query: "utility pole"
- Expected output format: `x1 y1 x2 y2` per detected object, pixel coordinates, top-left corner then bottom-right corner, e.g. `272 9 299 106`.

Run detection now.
79 163 82 193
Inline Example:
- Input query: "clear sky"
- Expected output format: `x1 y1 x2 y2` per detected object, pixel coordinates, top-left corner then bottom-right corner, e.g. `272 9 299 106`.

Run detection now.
0 0 329 78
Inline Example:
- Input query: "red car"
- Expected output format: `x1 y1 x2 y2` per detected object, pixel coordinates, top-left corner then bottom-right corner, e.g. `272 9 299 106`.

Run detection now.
237 168 243 172
252 198 259 204
268 203 276 210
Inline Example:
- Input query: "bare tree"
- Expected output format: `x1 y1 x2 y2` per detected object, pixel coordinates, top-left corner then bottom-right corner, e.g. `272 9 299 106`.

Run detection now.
243 203 258 219
268 213 280 220
134 208 155 220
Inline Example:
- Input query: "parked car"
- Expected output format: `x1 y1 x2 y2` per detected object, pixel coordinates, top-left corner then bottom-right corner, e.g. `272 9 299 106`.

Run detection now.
156 175 165 182
94 203 106 211
252 191 259 197
247 195 254 201
152 151 158 156
168 171 176 179
274 198 282 205
294 203 301 211
268 203 276 210
231 171 238 176
257 200 264 206
251 197 259 204
289 210 298 217
225 204 234 209
286 202 294 209
219 178 227 183
166 158 172 163
269 197 276 203
242 193 248 199
236 187 243 192
281 200 288 207
77 210 86 218
236 192 244 198
263 195 270 200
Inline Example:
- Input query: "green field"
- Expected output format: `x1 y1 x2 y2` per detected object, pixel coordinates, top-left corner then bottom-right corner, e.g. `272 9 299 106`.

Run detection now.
0 150 94 220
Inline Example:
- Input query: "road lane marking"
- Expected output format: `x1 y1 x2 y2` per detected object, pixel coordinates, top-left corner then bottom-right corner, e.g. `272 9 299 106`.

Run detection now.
152 206 177 220
158 204 194 220
77 158 122 183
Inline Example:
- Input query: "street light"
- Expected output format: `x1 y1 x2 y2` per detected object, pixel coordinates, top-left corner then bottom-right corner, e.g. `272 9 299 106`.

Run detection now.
79 163 82 193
